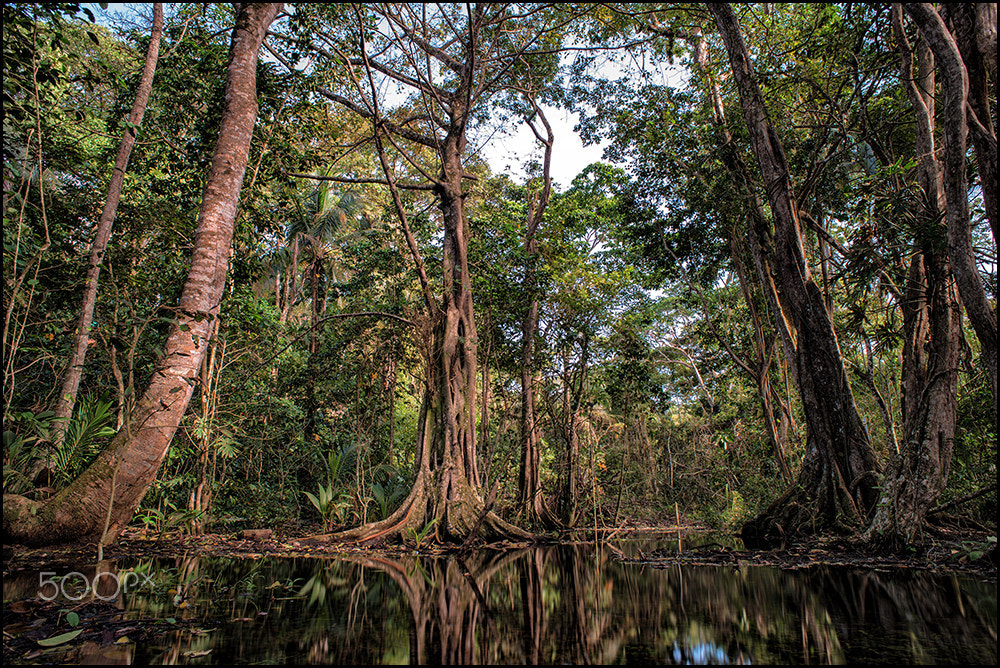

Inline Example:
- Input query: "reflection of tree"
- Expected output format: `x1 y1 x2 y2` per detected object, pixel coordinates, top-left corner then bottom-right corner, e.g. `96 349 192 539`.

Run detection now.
800 567 997 665
344 551 523 664
9 550 992 664
519 548 548 664
345 544 641 664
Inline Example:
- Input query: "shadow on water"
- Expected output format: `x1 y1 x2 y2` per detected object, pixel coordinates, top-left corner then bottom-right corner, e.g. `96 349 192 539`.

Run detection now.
3 539 996 665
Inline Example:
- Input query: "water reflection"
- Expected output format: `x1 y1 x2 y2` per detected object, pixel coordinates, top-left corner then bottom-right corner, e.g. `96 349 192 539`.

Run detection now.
4 542 995 665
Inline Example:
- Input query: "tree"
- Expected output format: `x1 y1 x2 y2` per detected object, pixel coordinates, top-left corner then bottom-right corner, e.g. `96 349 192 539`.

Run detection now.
4 2 284 547
707 3 881 540
275 180 365 441
902 3 996 432
861 5 963 550
273 3 588 544
515 99 561 529
50 3 163 447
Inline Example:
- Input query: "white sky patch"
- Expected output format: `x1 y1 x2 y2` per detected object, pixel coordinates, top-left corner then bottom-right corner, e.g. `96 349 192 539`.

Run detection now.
477 104 609 191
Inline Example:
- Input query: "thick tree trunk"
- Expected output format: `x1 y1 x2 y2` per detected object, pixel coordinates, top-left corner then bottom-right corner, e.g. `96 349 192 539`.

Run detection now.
3 3 283 547
866 248 960 548
708 3 880 541
306 80 529 546
50 4 163 444
302 6 536 546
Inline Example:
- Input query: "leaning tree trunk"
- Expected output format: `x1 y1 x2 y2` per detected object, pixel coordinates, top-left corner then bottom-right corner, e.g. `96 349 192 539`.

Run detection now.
938 3 996 257
50 3 163 445
862 6 962 551
3 2 283 547
708 3 880 542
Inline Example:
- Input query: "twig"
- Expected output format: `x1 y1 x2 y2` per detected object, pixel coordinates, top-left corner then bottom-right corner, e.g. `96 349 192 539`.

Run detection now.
929 483 997 515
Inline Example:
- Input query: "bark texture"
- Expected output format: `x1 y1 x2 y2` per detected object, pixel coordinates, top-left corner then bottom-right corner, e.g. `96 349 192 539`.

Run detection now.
708 3 880 541
51 3 163 444
4 3 283 547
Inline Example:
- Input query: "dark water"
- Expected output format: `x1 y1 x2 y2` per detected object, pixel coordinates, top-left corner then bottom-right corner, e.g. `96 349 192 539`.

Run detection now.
4 539 996 665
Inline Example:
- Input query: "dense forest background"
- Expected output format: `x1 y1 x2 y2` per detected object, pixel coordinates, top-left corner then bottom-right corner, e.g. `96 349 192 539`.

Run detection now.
3 3 995 549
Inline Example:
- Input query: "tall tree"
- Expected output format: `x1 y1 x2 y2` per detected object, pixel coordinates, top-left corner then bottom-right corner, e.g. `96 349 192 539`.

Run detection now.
4 2 283 547
516 97 560 529
707 3 881 541
274 3 581 544
862 4 963 550
50 3 164 446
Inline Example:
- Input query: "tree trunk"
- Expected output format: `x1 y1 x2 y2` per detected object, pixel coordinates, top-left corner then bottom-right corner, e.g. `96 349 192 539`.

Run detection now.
306 54 527 544
904 3 997 427
708 3 880 542
50 3 163 445
555 342 589 527
862 6 962 550
518 296 550 522
941 3 996 252
300 5 538 546
3 2 283 547
517 104 559 529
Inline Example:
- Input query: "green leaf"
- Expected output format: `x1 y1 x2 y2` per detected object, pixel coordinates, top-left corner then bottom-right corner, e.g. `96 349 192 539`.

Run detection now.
38 629 83 646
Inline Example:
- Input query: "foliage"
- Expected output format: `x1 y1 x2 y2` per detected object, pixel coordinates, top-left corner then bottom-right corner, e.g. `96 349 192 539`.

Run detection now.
2 3 994 544
53 395 116 484
2 396 115 492
3 428 44 495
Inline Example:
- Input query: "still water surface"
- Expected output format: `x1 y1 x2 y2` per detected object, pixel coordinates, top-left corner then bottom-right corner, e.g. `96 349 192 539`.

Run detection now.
5 537 996 664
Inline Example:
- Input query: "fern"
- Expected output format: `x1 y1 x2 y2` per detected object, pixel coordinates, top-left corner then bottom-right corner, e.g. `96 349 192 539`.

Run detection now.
55 395 116 484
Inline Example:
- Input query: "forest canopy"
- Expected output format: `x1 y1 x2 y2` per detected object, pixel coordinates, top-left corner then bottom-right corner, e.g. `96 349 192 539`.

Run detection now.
3 2 995 551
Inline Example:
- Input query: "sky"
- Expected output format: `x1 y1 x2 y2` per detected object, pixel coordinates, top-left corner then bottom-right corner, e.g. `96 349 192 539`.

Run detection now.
477 107 609 190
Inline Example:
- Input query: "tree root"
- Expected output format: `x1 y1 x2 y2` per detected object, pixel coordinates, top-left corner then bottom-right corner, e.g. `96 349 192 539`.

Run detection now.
301 478 534 548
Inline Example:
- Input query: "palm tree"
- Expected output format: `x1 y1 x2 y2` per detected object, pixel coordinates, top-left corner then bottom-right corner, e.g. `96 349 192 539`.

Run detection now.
270 178 366 442
275 179 365 351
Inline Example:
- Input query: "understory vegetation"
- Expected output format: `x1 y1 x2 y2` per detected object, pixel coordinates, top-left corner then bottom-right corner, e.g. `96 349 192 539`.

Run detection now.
3 2 995 548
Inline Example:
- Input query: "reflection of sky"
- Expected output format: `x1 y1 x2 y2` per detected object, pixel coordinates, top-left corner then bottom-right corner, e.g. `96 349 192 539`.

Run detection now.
674 640 743 665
